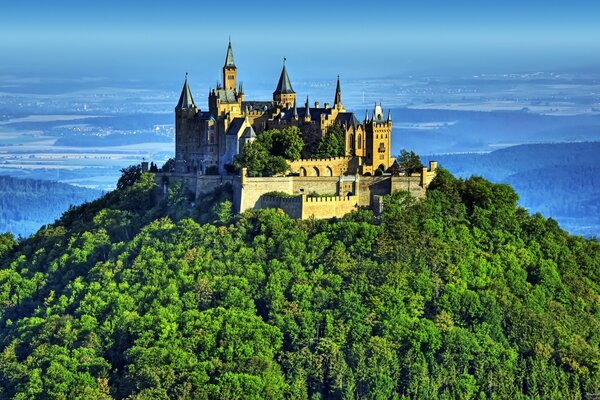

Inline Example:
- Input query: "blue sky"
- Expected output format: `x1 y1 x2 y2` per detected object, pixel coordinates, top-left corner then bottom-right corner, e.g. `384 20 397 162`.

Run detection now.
1 0 599 82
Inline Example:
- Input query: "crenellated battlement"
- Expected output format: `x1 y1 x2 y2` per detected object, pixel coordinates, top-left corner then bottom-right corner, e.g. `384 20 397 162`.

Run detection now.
305 195 354 203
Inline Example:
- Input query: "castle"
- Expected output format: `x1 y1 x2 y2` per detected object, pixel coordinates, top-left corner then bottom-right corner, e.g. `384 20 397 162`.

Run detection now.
154 39 437 219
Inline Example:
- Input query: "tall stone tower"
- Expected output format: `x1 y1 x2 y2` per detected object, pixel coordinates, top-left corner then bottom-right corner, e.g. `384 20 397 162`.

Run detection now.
364 103 392 172
174 74 198 173
223 39 237 91
273 60 296 108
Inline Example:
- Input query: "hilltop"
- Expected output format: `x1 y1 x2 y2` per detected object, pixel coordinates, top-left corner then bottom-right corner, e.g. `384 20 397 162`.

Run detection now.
0 170 598 399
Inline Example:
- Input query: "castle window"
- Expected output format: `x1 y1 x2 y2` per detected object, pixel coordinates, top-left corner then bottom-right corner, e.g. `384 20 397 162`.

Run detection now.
358 134 362 149
378 143 385 153
349 134 354 149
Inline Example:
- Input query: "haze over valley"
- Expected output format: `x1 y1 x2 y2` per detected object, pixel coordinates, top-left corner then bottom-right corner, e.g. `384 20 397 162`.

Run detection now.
0 70 599 236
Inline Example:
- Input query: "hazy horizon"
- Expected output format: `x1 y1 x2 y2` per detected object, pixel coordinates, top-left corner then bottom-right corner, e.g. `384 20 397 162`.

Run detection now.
1 0 600 83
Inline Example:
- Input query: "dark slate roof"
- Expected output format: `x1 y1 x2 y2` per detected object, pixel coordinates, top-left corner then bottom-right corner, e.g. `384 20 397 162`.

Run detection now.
242 101 275 112
224 40 236 68
198 111 214 121
175 78 196 110
241 126 256 139
226 117 246 136
276 106 330 122
216 89 237 104
274 65 295 94
336 112 360 127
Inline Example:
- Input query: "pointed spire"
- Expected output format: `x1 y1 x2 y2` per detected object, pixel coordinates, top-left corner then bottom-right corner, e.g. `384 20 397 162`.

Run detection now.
304 96 311 121
387 110 392 122
238 82 244 94
334 74 342 107
364 109 369 123
293 99 298 120
274 59 295 94
224 38 236 68
175 73 196 110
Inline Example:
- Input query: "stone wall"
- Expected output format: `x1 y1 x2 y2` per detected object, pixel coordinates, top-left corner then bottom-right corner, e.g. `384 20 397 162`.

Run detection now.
154 172 198 196
301 195 358 219
391 175 427 199
260 195 303 219
289 156 357 177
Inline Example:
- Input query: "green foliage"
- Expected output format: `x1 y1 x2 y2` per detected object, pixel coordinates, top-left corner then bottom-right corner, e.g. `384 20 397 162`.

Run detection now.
398 149 424 176
0 169 599 399
234 127 304 176
117 164 143 190
263 191 298 198
314 123 346 159
161 158 175 172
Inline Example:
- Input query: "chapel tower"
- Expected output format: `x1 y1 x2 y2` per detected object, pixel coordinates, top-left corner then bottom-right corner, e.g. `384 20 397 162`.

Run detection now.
223 39 237 91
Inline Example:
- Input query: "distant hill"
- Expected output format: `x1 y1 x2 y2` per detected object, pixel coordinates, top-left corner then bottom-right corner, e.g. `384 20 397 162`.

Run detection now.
423 142 600 237
0 176 103 237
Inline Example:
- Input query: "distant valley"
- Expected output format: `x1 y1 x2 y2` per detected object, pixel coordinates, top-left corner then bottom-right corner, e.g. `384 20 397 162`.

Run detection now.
0 176 103 237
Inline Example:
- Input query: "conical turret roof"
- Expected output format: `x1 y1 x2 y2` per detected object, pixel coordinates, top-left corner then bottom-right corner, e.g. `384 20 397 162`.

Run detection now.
274 62 295 94
175 75 196 110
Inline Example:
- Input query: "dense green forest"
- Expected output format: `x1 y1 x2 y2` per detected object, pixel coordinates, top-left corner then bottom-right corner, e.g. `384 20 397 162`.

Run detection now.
0 169 598 399
0 176 103 237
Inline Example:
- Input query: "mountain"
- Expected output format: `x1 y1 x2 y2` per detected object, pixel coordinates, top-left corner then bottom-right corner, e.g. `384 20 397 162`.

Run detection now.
0 171 598 399
422 142 600 237
0 176 103 237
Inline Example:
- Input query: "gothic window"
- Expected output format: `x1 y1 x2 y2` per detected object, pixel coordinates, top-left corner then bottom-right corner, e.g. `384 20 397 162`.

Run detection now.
358 134 362 149
378 143 386 153
349 134 354 149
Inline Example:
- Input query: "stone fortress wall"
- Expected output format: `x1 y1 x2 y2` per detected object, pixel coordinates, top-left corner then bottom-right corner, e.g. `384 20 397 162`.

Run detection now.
151 160 438 219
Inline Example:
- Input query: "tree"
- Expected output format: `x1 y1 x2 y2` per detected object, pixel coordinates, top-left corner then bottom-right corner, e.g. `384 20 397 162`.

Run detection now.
271 127 304 161
398 150 424 176
234 130 292 176
161 158 175 172
117 164 142 190
314 123 345 158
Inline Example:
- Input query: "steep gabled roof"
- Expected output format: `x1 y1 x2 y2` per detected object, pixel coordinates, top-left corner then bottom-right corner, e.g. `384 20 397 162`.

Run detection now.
224 39 236 68
274 64 295 94
336 112 360 127
175 76 196 110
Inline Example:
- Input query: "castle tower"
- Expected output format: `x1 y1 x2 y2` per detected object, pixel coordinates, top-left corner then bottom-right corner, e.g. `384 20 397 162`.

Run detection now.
334 75 344 111
273 59 296 108
175 74 198 173
364 102 392 171
223 39 237 91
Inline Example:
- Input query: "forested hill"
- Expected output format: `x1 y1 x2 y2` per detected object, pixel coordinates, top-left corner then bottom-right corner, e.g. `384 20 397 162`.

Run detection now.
0 175 103 237
0 171 598 399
